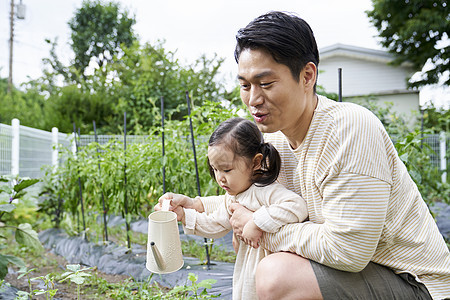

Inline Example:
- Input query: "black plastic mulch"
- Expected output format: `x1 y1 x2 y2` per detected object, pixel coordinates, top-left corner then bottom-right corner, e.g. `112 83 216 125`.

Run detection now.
1 201 449 300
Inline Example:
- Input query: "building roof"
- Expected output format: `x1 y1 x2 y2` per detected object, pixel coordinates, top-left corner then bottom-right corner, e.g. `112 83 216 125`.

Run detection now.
317 43 418 105
319 43 412 67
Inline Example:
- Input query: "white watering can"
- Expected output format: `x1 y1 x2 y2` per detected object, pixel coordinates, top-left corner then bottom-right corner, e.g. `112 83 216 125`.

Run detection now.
146 201 184 274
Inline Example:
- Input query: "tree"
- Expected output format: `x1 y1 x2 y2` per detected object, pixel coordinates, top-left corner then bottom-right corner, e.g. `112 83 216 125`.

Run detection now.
366 0 449 88
90 41 231 134
35 40 232 134
41 84 116 133
68 0 136 76
18 0 233 134
0 77 46 129
420 103 450 132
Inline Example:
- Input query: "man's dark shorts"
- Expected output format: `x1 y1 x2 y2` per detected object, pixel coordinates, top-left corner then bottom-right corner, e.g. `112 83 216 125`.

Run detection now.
310 260 432 300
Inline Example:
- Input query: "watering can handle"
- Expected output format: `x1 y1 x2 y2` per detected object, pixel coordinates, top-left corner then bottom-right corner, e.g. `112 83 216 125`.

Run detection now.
161 199 171 211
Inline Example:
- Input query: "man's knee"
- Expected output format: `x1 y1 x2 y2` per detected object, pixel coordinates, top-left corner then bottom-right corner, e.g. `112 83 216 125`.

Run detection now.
255 254 281 298
255 252 322 300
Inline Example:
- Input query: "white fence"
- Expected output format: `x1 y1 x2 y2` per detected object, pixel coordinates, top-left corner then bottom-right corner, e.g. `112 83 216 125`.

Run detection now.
0 119 73 178
0 119 448 182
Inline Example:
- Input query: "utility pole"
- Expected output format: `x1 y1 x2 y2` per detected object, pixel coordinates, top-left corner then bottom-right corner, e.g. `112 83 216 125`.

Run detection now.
8 0 14 94
8 0 25 94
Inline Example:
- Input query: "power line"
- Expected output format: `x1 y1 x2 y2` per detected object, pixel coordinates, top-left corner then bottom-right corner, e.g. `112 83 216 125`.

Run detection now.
15 39 48 52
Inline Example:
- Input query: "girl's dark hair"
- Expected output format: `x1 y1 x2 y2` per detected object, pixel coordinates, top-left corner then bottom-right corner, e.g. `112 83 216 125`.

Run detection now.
208 117 281 187
234 11 319 91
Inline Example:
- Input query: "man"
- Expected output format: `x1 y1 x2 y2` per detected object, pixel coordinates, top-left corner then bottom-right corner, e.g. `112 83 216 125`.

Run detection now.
157 10 449 300
223 11 449 300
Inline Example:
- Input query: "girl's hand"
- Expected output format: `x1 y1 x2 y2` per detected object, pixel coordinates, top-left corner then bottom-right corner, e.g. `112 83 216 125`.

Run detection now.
232 233 240 254
157 193 194 210
241 219 262 249
155 193 193 223
229 203 253 238
156 192 205 213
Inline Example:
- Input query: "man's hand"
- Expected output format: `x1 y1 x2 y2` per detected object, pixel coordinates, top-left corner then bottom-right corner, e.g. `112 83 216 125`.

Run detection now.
229 203 254 239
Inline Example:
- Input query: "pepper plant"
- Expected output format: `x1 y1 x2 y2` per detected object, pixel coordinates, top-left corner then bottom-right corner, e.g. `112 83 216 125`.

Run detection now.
39 98 246 242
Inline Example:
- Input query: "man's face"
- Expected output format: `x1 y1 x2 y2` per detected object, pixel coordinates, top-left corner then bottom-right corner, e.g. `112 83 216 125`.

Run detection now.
237 48 310 135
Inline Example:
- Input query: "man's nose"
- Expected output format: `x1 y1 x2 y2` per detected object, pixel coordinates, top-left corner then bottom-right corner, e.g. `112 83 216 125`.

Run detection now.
248 86 263 107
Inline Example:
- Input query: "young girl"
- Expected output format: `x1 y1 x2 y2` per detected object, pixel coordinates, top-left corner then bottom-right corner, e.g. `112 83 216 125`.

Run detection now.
157 117 308 300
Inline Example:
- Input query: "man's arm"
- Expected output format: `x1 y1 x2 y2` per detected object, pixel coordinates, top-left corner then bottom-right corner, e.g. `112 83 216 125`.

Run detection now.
234 184 308 248
260 172 391 272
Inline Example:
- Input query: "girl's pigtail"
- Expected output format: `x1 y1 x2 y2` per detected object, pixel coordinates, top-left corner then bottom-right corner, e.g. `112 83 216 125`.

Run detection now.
254 142 281 186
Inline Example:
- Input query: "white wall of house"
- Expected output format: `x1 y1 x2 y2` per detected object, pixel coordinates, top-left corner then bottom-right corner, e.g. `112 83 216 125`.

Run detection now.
345 93 420 121
317 44 420 117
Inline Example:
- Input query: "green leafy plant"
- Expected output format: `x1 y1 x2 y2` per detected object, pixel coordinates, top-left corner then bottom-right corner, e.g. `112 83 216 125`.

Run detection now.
167 273 218 299
87 272 219 299
17 267 37 299
59 264 93 300
31 273 58 300
38 99 243 244
395 129 449 204
0 176 41 280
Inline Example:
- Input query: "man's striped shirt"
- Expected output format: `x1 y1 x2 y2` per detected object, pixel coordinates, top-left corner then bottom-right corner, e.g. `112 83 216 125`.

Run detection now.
203 95 449 299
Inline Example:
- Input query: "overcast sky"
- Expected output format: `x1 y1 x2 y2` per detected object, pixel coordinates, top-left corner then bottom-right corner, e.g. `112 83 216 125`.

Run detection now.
0 0 448 107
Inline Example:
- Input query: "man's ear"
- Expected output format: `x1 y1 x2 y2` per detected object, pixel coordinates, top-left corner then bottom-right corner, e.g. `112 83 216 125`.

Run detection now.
302 62 317 90
252 153 263 171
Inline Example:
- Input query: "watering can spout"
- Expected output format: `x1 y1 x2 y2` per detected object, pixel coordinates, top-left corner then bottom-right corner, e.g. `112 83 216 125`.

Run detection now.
150 241 166 270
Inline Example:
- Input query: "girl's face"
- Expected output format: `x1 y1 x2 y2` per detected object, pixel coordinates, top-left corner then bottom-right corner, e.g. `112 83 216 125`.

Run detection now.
208 145 261 196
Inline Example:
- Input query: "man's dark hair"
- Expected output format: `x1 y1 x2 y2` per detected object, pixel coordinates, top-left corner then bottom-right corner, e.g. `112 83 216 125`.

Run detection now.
234 11 319 86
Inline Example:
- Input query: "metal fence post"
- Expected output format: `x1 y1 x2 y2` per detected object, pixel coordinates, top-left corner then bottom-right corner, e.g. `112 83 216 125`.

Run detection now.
440 131 447 183
52 127 59 171
11 118 19 177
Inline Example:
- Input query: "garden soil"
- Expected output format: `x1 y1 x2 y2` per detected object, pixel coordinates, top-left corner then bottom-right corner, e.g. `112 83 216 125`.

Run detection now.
1 217 235 300
2 252 131 299
1 202 449 300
